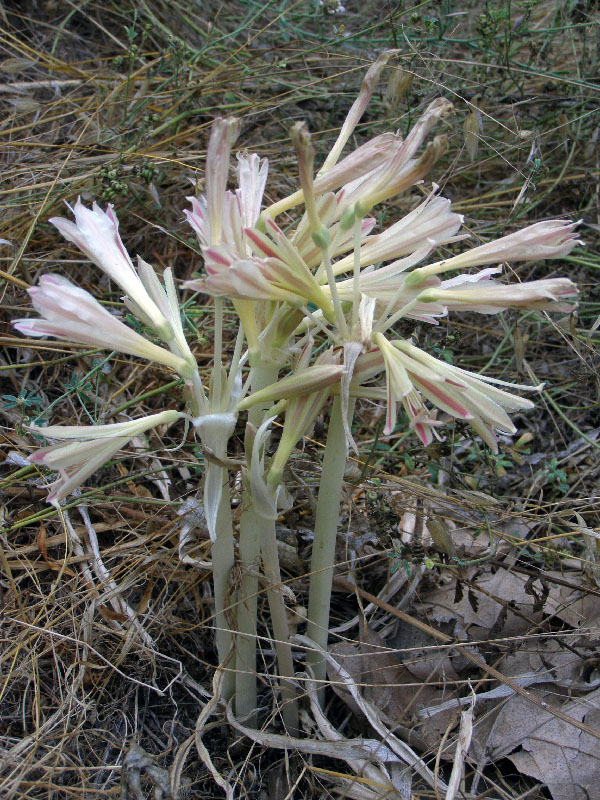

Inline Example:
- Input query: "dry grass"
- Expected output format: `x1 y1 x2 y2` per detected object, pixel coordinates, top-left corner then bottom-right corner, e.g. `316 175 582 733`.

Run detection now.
1 1 599 797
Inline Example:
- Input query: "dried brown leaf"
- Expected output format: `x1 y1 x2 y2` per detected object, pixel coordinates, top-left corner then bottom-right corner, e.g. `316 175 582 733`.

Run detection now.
470 685 600 800
508 694 600 800
329 623 459 754
1 57 37 73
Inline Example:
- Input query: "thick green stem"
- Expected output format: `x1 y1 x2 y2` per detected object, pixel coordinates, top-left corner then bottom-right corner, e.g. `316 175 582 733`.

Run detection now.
235 361 282 723
235 507 261 723
260 518 299 733
210 467 236 702
306 396 351 697
188 367 235 699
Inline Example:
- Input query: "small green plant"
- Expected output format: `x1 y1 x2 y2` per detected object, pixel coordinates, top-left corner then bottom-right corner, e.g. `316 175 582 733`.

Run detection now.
542 457 570 493
2 389 44 413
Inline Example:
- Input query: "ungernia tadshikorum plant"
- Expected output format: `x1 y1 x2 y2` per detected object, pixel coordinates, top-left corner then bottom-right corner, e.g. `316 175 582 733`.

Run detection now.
14 50 581 731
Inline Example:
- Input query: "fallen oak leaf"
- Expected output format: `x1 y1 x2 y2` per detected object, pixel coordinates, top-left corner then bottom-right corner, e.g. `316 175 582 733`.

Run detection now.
333 576 600 744
293 633 448 793
328 621 457 753
471 687 600 800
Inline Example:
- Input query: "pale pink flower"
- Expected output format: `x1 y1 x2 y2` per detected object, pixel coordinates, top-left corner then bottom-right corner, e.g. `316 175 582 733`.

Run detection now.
236 152 269 228
184 120 273 302
451 219 582 266
14 275 194 377
318 50 396 175
28 410 180 505
185 151 268 257
187 218 334 313
263 98 452 222
185 253 288 301
331 192 464 276
313 133 402 195
135 259 196 363
185 249 333 312
408 219 582 283
263 134 402 221
370 334 536 450
341 99 452 214
184 195 211 250
420 275 579 313
374 333 443 443
50 200 171 338
204 117 241 246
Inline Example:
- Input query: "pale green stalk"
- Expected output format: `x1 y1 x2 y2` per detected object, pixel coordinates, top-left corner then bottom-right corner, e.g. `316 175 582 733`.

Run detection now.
187 366 235 699
235 362 283 723
192 304 236 701
213 297 223 407
351 217 362 333
259 511 299 733
373 295 420 335
236 355 299 730
235 503 261 723
210 471 236 702
321 247 349 339
299 305 338 343
306 396 353 697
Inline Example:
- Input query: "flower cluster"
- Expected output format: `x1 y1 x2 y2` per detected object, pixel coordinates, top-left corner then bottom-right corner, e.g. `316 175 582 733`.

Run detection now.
12 53 582 729
15 50 580 499
183 54 580 460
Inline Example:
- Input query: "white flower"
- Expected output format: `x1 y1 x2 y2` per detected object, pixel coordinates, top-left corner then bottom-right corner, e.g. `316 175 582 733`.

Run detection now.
420 275 579 313
185 152 268 259
50 200 172 339
135 259 196 364
318 51 393 173
371 334 536 450
341 99 452 214
28 410 180 504
203 117 241 246
14 274 194 378
331 192 464 276
408 219 582 284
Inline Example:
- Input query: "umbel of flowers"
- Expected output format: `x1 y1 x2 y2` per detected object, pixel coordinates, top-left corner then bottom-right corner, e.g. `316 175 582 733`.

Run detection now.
15 51 580 731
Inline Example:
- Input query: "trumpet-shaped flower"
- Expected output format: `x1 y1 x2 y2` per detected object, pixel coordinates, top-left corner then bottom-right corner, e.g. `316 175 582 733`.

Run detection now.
331 192 464 276
237 360 345 411
185 152 268 260
419 275 579 314
371 334 536 450
342 99 452 215
335 250 444 320
186 249 334 313
262 98 451 226
267 348 343 487
407 219 582 284
318 50 397 175
135 259 197 365
263 123 401 223
50 200 172 340
28 410 180 505
14 274 194 378
203 117 241 247
310 133 402 198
